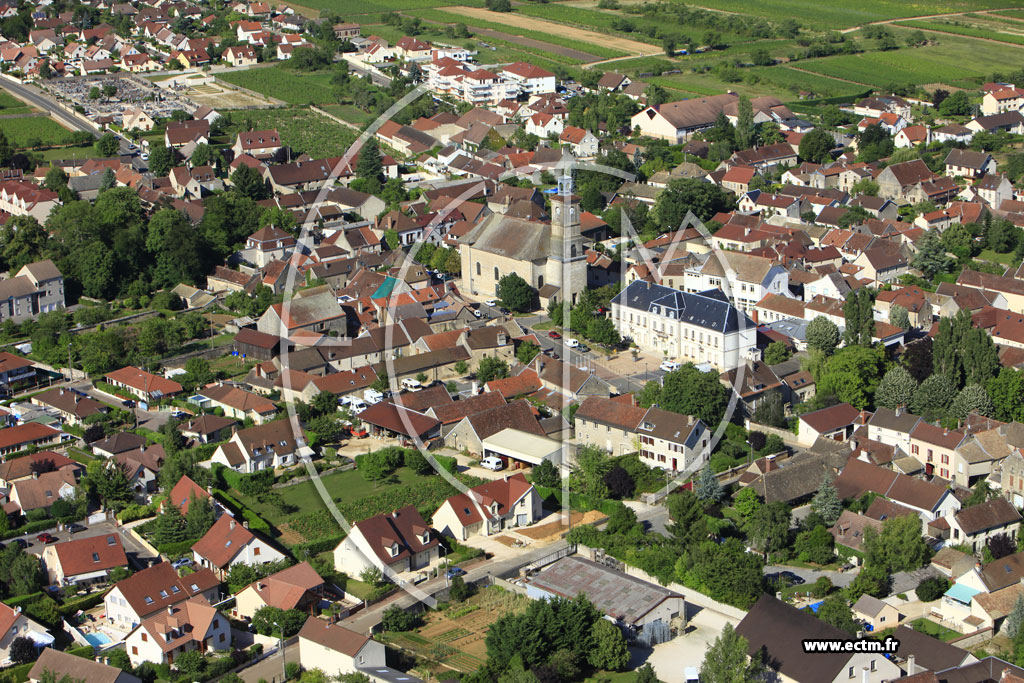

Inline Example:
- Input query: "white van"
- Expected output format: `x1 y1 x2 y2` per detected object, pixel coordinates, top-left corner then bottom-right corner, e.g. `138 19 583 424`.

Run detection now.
347 398 367 413
566 338 579 348
363 388 384 404
481 456 504 471
401 378 422 392
660 360 680 372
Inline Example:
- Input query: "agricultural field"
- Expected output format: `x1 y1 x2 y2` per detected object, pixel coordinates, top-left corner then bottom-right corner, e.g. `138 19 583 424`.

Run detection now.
282 0 483 16
219 107 358 158
896 18 1024 45
218 66 340 106
617 0 1023 30
0 90 35 116
381 586 532 673
3 115 77 148
411 8 637 60
320 103 376 128
796 31 1024 88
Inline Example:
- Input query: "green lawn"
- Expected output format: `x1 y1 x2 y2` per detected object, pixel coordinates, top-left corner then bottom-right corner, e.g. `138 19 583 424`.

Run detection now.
977 248 1017 265
0 90 34 116
280 0 484 16
221 107 358 157
908 618 960 642
36 143 96 162
319 103 376 127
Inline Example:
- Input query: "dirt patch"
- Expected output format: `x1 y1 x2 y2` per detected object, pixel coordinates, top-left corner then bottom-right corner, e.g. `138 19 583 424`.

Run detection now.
517 510 606 541
450 6 661 56
491 535 518 547
190 81 281 109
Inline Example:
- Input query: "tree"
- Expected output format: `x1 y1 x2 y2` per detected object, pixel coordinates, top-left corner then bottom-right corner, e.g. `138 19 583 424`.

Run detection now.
454 360 469 376
497 273 535 312
357 138 383 188
889 304 911 331
516 341 540 365
939 90 971 116
147 145 174 177
93 460 135 511
988 532 1016 560
816 594 859 634
652 177 736 229
794 524 835 565
603 465 635 499
747 501 791 558
763 341 791 365
1009 595 1024 638
588 619 629 671
605 501 639 535
806 317 839 355
185 495 215 539
95 132 119 157
817 345 886 410
988 367 1024 422
586 317 621 347
574 445 612 499
230 164 269 200
449 575 473 602
8 637 35 665
734 487 762 524
174 651 206 677
752 391 786 428
532 458 560 487
864 514 932 573
934 310 999 388
700 623 763 683
251 606 307 637
875 365 918 410
912 228 952 278
635 663 661 683
799 128 834 164
694 463 724 503
660 363 729 427
735 96 754 151
842 289 875 347
477 357 510 384
662 36 676 57
811 474 842 525
950 383 994 421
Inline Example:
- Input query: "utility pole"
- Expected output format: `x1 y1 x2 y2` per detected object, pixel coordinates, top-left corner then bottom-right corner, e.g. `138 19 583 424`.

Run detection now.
67 342 73 382
273 622 286 682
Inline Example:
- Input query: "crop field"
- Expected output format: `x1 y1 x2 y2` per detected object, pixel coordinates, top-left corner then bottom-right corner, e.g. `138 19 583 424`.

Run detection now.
218 66 339 105
794 31 1024 88
220 107 357 157
320 103 376 127
285 0 483 15
412 7 637 59
0 90 34 116
513 4 661 44
636 0 1023 30
3 116 76 148
381 586 531 673
992 8 1024 19
896 18 1024 45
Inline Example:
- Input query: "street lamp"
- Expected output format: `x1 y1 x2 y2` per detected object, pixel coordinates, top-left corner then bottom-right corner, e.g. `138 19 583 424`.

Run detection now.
441 544 449 587
273 621 286 682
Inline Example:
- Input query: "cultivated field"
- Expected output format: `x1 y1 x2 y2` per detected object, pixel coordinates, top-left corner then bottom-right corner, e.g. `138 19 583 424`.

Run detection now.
218 66 340 105
191 80 280 108
0 90 36 116
382 586 531 673
280 0 483 16
3 115 77 148
220 107 358 158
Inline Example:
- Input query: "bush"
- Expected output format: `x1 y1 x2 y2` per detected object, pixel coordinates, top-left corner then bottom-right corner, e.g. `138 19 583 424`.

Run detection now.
916 576 949 602
381 605 419 631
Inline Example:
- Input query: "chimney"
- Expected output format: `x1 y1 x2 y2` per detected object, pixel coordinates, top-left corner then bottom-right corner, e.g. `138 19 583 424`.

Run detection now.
167 605 173 615
32 471 38 479
862 667 869 683
775 591 782 600
907 655 916 675
242 520 249 529
257 581 264 591
895 404 903 417
229 520 236 530
392 511 398 518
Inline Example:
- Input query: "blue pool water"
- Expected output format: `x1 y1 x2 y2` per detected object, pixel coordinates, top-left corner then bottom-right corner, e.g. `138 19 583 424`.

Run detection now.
84 633 112 646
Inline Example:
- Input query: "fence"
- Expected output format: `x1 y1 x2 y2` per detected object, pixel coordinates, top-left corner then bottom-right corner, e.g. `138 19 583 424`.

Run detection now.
524 543 576 572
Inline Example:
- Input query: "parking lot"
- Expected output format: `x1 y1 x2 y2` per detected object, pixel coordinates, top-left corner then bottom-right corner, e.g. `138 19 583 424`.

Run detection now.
44 75 197 120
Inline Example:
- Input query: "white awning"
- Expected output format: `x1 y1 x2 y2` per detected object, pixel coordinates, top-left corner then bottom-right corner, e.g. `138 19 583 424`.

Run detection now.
67 569 109 583
27 631 54 646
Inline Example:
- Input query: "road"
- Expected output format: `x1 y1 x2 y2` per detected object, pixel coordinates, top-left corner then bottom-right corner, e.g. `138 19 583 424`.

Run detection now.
763 564 856 589
0 80 99 137
239 641 299 683
70 380 171 430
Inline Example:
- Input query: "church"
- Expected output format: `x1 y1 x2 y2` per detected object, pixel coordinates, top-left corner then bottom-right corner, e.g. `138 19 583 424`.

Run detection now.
459 175 587 308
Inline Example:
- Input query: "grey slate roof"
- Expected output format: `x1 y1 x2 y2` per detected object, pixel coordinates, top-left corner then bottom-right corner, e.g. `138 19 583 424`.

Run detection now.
612 280 754 334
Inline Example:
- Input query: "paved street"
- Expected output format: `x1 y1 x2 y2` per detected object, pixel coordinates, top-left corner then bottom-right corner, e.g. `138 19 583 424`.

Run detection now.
0 81 98 136
238 641 298 683
763 564 857 589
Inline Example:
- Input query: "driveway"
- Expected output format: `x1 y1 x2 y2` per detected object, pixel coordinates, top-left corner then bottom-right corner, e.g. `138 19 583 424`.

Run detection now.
643 607 739 683
763 564 857 589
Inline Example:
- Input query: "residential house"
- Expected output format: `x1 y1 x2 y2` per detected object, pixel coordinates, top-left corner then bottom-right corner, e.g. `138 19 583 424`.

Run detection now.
31 387 106 425
42 533 128 585
945 149 996 179
332 506 439 577
124 597 229 667
189 384 277 424
296 618 389 680
432 473 542 540
0 260 66 322
233 561 324 620
0 423 63 457
29 649 141 683
180 416 238 445
104 561 221 630
256 288 347 338
851 594 900 632
192 515 287 580
573 395 646 456
0 603 50 662
630 94 738 142
105 367 182 402
948 497 1022 553
209 420 313 473
0 451 78 488
797 402 861 446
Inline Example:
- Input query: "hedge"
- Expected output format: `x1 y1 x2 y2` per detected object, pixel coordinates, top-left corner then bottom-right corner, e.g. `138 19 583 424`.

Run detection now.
533 485 620 516
59 591 105 617
156 539 198 557
3 519 58 540
212 489 271 533
289 534 345 558
2 592 44 610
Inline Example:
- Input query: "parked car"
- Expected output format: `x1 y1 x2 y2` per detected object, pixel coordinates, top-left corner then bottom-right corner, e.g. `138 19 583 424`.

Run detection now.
484 299 498 307
548 331 562 339
36 533 57 544
10 539 30 549
446 566 467 579
660 360 680 372
122 399 136 408
66 523 86 534
780 571 805 585
577 344 590 353
171 557 193 569
481 456 504 471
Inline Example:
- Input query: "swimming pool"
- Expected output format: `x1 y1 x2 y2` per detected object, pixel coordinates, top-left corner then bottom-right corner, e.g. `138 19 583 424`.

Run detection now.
84 632 112 647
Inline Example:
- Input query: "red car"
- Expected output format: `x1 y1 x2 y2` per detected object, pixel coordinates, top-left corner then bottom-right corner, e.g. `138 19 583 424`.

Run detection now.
36 533 57 544
548 331 562 339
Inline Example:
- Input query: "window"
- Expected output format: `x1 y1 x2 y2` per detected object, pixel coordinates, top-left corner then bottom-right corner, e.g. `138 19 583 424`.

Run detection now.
141 633 148 642
494 267 499 281
92 553 100 562
476 262 481 276
254 547 261 556
848 667 855 679
941 454 949 464
219 633 226 643
144 596 153 605
132 646 138 655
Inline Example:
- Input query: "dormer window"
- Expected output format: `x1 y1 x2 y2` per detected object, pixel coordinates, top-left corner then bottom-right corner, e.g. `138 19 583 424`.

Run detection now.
421 533 430 544
92 553 100 563
144 596 153 605
160 590 168 598
389 543 399 557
